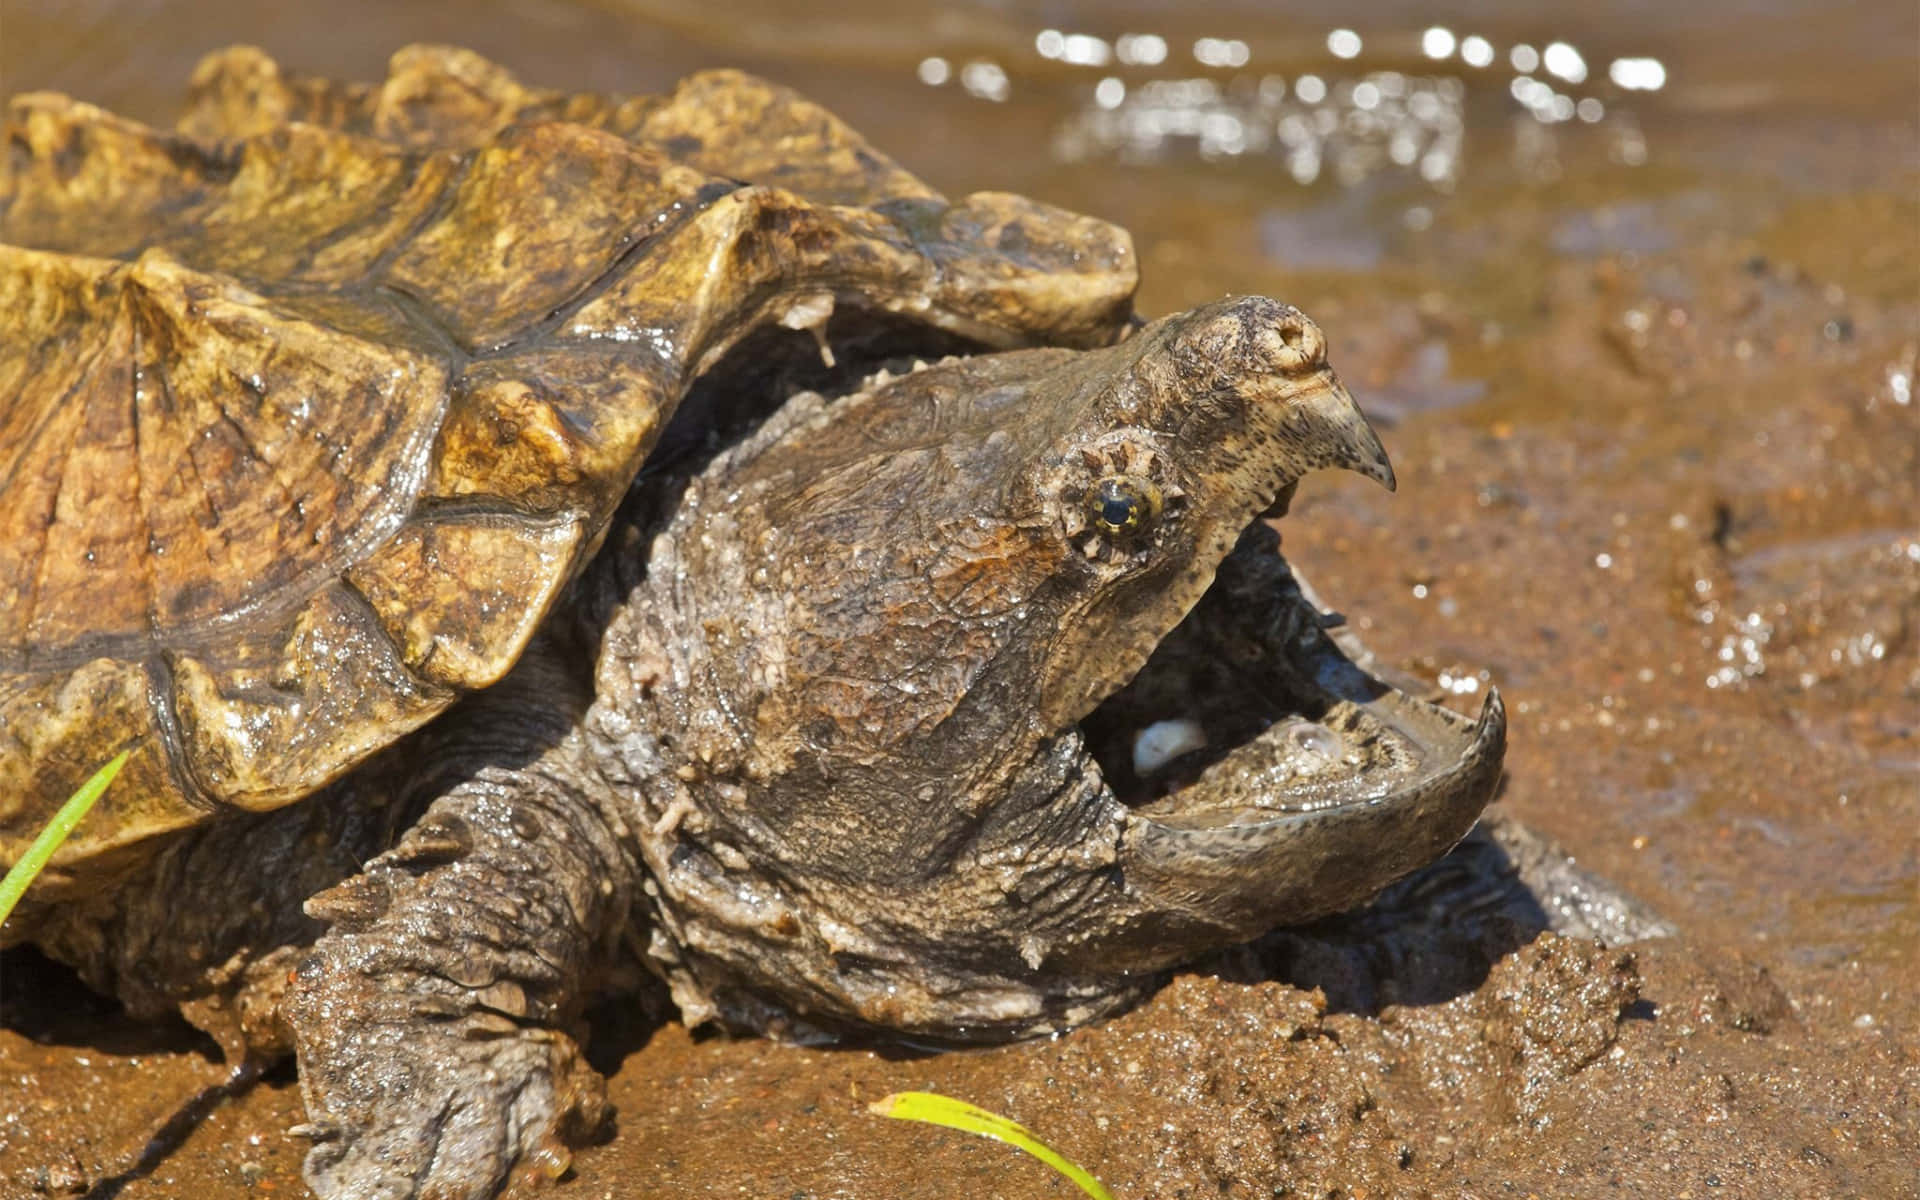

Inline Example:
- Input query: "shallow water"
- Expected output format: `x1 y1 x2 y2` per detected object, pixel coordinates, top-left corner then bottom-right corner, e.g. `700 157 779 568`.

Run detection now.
2 1 1916 1196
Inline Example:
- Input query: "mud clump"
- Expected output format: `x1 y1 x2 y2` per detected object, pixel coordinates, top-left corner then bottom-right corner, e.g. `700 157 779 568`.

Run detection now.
1476 935 1640 1120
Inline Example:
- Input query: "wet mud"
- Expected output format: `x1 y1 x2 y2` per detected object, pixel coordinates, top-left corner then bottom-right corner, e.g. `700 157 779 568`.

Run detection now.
3 2 1915 1197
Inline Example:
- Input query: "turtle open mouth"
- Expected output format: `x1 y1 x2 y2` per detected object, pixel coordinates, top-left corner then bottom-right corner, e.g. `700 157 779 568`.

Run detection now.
1076 517 1506 938
1081 519 1504 815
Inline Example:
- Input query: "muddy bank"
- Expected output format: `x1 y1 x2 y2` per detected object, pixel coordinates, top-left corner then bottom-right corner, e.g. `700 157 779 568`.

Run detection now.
3 1 1915 1196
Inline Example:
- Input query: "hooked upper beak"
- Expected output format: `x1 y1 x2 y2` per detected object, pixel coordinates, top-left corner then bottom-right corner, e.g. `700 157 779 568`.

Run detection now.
1304 374 1397 493
1205 297 1396 493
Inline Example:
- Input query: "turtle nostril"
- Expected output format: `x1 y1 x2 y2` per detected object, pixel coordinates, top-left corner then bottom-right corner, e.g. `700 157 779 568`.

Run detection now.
1252 313 1327 376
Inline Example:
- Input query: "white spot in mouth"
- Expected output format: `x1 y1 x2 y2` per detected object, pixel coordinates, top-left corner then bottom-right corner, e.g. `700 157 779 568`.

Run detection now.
1132 718 1209 776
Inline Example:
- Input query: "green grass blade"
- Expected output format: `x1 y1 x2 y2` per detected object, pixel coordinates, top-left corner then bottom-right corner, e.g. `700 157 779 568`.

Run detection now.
0 751 129 928
869 1090 1117 1200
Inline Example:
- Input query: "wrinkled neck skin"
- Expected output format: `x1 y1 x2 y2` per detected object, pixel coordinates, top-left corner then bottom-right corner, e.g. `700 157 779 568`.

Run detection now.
586 297 1502 1040
587 359 1152 1038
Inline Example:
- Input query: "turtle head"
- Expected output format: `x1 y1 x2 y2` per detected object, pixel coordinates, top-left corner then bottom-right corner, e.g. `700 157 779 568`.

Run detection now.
1009 296 1397 730
592 296 1503 1038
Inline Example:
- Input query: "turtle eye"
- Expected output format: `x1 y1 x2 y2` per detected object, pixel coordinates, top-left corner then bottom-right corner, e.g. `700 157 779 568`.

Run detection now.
1088 475 1163 536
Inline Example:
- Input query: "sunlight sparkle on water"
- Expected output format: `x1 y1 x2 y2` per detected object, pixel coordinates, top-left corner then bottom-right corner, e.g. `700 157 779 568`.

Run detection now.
1194 37 1250 68
1543 41 1588 84
994 21 1666 186
1116 34 1168 66
1062 34 1111 67
1036 30 1111 67
960 61 1009 102
1610 57 1668 90
1886 366 1912 406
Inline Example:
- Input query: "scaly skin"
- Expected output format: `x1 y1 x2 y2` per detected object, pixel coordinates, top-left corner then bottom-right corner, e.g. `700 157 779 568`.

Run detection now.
587 297 1502 1040
268 297 1509 1196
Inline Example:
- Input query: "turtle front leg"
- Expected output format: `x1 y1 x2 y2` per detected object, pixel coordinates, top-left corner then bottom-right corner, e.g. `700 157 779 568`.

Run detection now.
286 662 636 1200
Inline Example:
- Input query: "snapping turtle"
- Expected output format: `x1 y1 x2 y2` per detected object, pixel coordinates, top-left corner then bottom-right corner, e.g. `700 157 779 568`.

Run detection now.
0 46 1523 1198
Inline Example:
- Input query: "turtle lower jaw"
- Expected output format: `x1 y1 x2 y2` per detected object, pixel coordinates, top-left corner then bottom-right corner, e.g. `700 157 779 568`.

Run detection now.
1073 521 1506 967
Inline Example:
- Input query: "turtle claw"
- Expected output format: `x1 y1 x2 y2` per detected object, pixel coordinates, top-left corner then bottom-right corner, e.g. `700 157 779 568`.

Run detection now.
282 677 633 1199
290 975 607 1200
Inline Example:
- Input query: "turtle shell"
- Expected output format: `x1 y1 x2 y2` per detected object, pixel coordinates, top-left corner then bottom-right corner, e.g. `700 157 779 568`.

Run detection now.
0 45 1136 889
